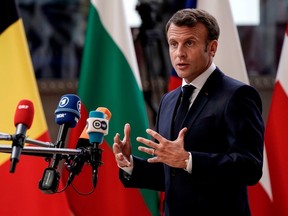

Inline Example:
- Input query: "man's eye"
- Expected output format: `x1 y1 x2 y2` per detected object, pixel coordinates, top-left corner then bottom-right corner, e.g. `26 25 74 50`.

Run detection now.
187 41 194 46
170 42 177 48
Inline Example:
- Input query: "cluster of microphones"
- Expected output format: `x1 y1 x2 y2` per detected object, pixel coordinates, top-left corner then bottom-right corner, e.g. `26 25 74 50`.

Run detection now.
0 94 111 194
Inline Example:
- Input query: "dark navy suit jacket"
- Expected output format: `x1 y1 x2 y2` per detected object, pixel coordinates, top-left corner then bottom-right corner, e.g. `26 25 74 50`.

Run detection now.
120 68 264 216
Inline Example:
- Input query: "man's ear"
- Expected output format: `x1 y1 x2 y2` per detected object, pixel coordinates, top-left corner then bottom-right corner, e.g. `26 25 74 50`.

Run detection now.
209 40 218 57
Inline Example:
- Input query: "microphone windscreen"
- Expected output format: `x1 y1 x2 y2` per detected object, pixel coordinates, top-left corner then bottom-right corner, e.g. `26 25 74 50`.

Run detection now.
54 94 81 127
14 99 34 129
96 107 112 120
87 110 106 144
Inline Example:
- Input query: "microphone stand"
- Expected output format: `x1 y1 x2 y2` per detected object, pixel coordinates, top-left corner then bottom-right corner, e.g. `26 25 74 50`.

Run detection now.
0 144 81 156
0 133 55 148
89 142 103 188
0 135 88 194
0 131 104 194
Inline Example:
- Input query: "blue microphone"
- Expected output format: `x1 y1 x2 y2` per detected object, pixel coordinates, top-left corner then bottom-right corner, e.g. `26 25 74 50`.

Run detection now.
54 94 81 127
52 94 81 168
39 94 81 193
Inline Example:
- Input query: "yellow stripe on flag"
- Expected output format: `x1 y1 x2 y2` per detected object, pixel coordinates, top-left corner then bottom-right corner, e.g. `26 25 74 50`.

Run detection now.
0 19 48 164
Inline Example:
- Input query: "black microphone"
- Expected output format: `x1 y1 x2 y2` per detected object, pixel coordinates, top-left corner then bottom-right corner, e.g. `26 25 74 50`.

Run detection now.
66 127 89 186
86 107 111 187
67 107 111 187
10 99 34 173
39 94 81 193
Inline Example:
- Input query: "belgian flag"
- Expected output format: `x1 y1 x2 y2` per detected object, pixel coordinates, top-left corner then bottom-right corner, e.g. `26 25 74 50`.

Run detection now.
0 1 71 215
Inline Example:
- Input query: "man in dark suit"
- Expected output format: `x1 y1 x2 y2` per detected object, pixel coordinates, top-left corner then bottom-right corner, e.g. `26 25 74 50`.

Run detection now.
113 8 264 216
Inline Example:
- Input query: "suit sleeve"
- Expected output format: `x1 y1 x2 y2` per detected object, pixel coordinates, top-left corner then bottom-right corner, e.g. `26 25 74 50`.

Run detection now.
119 156 166 191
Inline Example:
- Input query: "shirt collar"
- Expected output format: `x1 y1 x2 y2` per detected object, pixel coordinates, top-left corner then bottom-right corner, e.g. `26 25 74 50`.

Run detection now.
181 63 216 90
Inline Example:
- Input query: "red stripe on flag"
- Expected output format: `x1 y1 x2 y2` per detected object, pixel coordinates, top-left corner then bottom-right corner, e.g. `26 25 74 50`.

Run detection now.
248 183 273 215
264 82 288 215
0 131 71 216
167 76 182 91
64 140 152 215
63 104 152 215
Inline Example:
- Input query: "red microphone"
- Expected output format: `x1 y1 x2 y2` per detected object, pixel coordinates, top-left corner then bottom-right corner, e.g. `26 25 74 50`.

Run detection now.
10 99 34 173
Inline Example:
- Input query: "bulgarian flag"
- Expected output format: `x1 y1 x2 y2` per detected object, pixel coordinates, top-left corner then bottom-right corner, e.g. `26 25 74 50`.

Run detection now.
0 0 71 215
252 24 288 215
63 0 160 215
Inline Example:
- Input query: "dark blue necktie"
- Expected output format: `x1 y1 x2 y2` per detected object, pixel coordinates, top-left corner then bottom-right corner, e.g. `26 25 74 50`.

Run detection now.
173 85 195 138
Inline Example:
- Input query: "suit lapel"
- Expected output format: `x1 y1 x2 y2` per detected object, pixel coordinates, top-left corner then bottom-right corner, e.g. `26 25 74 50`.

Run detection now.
182 90 209 129
183 69 223 129
165 88 182 140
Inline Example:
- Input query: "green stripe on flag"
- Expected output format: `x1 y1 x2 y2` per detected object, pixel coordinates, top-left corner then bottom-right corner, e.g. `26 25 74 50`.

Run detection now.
79 4 149 154
77 3 160 215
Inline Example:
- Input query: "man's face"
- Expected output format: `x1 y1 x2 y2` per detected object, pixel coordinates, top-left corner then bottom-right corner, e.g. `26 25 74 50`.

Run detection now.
167 23 217 83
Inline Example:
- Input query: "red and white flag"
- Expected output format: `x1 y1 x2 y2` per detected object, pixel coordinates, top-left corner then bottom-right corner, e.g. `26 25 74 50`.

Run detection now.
251 24 288 215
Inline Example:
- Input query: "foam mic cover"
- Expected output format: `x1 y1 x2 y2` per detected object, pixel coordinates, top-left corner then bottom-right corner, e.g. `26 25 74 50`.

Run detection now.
86 110 108 144
54 94 81 128
14 99 34 129
96 107 112 120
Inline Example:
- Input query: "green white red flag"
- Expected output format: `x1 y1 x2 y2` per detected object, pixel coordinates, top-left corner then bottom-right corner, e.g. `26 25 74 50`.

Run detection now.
64 0 160 215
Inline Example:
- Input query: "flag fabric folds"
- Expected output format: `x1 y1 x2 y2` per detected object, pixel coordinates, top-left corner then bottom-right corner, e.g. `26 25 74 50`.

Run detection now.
197 0 249 83
252 24 288 216
0 0 71 215
64 0 160 215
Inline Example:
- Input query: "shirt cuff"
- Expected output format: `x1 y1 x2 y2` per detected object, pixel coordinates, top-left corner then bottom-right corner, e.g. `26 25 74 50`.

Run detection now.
184 152 192 173
119 155 134 175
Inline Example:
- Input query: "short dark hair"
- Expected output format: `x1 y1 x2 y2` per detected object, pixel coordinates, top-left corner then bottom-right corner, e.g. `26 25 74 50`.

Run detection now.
165 8 220 41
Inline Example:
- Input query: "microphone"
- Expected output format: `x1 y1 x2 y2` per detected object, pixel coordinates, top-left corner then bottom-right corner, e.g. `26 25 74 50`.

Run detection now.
86 107 111 144
86 107 111 187
10 99 34 173
66 127 89 186
67 107 111 187
52 94 81 168
39 94 81 193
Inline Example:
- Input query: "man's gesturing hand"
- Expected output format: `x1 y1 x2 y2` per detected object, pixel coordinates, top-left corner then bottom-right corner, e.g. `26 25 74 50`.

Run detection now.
137 128 189 169
113 123 132 168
